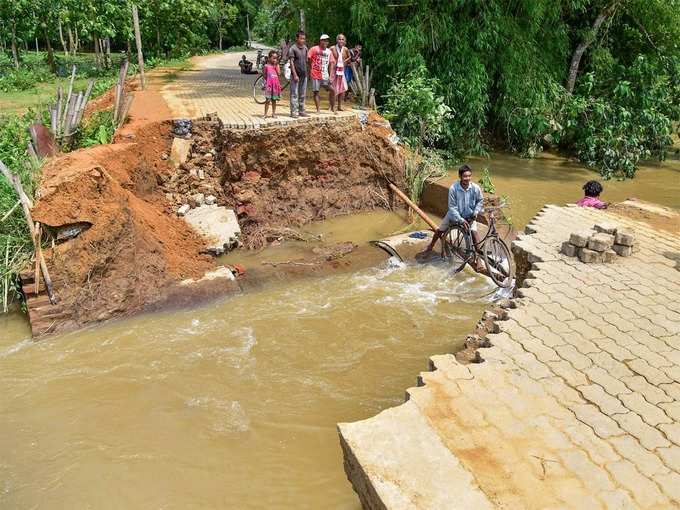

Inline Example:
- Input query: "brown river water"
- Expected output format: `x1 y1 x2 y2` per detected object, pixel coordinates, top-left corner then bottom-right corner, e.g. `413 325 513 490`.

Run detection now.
1 152 678 509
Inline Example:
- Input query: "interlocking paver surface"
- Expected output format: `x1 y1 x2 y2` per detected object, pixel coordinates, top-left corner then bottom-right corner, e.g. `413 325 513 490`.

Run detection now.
339 203 680 509
161 50 358 128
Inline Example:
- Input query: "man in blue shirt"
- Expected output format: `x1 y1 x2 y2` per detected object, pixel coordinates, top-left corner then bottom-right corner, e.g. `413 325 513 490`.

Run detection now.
424 164 484 253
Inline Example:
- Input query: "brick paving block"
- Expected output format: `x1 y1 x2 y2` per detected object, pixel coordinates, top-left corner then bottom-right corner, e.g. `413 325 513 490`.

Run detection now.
656 472 680 504
622 376 673 405
560 241 579 257
606 460 670 508
570 403 623 439
615 230 635 247
585 367 631 396
598 489 636 510
597 340 635 363
512 352 553 380
588 351 634 379
560 449 615 493
603 250 617 263
555 344 593 371
627 358 672 386
659 423 680 447
547 359 589 387
612 412 671 450
610 435 670 478
660 402 680 421
594 223 618 235
578 384 627 415
614 243 634 257
569 231 591 247
568 319 606 340
619 392 673 427
588 233 615 252
657 446 680 472
579 247 604 263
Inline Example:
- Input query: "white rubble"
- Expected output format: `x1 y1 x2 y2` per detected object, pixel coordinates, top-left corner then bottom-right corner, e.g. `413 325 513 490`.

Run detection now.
183 205 240 255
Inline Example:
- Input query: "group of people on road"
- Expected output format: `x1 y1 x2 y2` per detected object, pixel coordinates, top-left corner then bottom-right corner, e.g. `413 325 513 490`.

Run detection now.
261 31 362 118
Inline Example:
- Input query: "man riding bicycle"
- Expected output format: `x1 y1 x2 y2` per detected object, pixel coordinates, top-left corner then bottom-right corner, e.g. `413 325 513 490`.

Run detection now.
424 164 484 264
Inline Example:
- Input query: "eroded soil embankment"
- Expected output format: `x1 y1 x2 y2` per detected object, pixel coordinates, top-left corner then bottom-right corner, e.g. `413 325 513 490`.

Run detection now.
31 116 405 335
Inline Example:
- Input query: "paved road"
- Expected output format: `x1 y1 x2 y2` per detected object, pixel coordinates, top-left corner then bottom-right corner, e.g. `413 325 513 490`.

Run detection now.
341 203 680 509
161 50 357 129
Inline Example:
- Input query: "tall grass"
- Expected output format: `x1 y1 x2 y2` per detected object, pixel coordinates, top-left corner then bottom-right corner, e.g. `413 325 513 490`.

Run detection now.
0 113 40 311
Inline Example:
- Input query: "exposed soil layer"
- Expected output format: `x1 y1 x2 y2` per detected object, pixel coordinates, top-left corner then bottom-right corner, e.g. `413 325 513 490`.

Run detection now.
33 121 214 330
30 113 406 335
220 119 406 247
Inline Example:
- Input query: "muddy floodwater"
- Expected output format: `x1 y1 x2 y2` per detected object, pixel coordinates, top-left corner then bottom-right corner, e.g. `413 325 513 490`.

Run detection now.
469 152 680 227
1 151 679 509
0 259 494 509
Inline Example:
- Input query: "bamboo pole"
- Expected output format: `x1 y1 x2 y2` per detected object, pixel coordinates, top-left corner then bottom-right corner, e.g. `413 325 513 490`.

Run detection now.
387 182 439 230
34 223 41 296
3 240 9 313
62 65 77 135
0 160 57 304
132 4 146 90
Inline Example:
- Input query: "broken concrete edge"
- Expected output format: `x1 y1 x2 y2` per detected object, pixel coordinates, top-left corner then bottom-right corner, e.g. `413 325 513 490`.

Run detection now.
334 210 543 509
337 399 495 510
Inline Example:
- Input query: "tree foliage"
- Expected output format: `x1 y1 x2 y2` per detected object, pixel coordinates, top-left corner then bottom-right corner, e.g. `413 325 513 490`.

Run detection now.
255 0 680 178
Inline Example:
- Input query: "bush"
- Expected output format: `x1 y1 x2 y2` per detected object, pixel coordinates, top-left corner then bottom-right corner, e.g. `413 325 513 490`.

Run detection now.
74 110 116 149
403 148 448 206
381 65 451 148
0 67 52 93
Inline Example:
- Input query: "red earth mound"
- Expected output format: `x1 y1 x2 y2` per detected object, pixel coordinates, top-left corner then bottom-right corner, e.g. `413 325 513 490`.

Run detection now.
33 121 213 329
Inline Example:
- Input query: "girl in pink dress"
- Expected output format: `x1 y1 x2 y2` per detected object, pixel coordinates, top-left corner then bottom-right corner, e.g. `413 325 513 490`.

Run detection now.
263 50 282 118
576 180 608 209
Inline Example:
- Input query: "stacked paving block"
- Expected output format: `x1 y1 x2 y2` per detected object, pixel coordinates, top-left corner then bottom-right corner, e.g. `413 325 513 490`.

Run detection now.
560 223 637 263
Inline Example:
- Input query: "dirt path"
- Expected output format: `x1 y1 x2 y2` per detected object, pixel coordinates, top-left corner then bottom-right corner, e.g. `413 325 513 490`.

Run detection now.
160 51 359 128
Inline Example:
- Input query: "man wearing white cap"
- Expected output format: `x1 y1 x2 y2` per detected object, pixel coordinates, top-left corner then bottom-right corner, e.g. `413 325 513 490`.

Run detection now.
307 34 335 113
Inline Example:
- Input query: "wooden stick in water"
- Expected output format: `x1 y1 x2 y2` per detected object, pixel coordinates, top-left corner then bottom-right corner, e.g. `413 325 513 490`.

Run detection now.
387 182 439 230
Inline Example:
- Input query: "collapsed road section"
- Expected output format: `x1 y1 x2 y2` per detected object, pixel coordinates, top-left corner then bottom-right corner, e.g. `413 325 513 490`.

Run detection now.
24 114 406 337
339 202 680 509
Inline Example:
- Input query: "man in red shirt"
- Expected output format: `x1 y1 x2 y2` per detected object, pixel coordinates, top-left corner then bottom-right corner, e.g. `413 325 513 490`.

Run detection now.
307 34 335 113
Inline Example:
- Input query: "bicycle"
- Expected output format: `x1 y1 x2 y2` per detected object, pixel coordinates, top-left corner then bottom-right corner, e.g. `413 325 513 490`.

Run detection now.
440 204 514 288
252 50 290 105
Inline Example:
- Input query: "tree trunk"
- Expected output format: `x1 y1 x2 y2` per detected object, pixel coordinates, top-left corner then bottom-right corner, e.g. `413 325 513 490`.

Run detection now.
93 35 101 69
58 19 68 56
566 1 620 93
105 37 111 68
43 22 56 74
126 39 132 59
35 38 39 54
156 25 161 56
74 27 79 53
132 4 146 90
218 18 223 51
10 20 19 69
67 26 74 55
299 9 305 32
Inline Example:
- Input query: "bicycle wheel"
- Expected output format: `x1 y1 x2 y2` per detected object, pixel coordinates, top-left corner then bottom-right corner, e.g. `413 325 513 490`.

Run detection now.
482 237 514 288
441 226 472 273
253 75 267 104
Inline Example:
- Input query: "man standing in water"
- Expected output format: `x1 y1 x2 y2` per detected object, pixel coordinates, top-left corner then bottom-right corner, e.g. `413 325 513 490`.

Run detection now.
424 164 484 255
308 34 334 114
288 31 308 118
